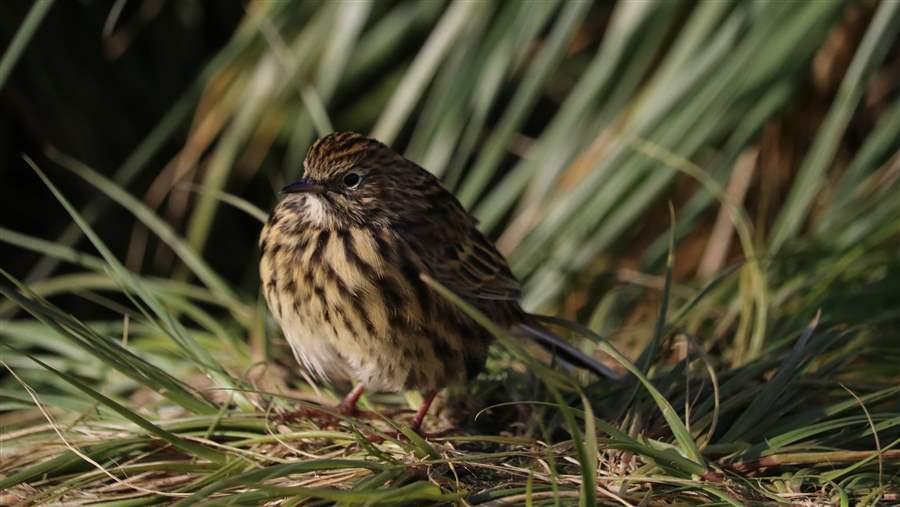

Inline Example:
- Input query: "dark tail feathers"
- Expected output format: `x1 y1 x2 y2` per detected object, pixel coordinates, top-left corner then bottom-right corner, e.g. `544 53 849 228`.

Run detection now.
515 319 622 381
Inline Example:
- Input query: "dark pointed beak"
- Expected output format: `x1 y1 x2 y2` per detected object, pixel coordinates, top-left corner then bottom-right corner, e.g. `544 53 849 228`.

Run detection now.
282 178 326 194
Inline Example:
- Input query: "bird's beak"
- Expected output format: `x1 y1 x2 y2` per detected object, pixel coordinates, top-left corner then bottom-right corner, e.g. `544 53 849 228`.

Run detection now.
282 178 326 194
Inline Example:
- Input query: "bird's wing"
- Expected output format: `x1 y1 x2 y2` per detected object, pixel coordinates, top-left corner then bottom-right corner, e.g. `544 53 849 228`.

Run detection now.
404 196 521 302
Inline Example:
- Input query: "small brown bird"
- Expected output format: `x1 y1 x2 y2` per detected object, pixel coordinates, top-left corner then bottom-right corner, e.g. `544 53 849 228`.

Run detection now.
260 132 616 432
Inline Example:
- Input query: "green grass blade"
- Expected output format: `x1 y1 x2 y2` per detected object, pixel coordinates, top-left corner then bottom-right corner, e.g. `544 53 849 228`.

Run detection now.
23 157 252 408
0 276 218 415
315 0 372 100
372 0 483 143
0 439 147 490
770 0 900 251
15 350 227 464
422 275 709 476
45 148 245 315
26 75 202 283
719 314 822 442
580 394 598 507
535 315 707 471
458 0 591 207
172 460 390 506
0 226 106 272
178 184 268 223
0 0 54 89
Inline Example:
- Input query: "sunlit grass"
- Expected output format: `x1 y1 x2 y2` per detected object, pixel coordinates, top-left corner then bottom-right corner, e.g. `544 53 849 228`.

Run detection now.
2 0 899 504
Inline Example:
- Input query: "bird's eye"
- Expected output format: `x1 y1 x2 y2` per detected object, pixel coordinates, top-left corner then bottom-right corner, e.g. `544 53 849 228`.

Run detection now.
343 172 362 189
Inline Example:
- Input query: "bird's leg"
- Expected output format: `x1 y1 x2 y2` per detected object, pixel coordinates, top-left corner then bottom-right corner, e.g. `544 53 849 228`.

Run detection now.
278 384 375 425
337 383 367 416
409 390 438 433
359 391 456 442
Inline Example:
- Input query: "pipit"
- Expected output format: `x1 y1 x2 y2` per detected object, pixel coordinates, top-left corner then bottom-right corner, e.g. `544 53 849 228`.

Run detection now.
259 132 617 432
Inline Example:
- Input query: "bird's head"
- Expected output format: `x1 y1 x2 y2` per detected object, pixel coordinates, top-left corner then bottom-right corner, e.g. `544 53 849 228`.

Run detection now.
279 132 435 228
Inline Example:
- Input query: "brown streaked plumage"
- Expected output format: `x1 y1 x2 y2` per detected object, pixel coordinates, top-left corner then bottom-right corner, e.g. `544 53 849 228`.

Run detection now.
260 132 617 432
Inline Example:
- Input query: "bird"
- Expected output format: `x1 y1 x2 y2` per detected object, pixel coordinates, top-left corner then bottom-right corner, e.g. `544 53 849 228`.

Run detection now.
259 131 618 432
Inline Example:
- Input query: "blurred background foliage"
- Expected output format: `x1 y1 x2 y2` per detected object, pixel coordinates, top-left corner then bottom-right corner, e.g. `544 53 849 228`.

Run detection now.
3 0 898 362
1 0 900 503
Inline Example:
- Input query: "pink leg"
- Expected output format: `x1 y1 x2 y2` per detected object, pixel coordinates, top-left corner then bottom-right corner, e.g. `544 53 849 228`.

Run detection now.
410 390 438 433
337 384 366 416
279 384 368 423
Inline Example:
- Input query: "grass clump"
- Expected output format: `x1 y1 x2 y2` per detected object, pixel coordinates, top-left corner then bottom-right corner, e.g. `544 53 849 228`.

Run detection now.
2 0 900 505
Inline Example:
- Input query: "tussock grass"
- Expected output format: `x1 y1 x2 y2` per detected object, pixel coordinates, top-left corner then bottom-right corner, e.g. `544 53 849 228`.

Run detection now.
3 0 900 505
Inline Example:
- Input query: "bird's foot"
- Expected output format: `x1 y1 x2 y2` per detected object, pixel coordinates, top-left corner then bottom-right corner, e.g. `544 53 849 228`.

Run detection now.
337 400 360 417
275 405 336 424
276 405 379 425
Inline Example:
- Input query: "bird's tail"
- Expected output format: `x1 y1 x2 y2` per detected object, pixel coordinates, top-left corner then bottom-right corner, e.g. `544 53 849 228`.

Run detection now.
514 316 622 381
